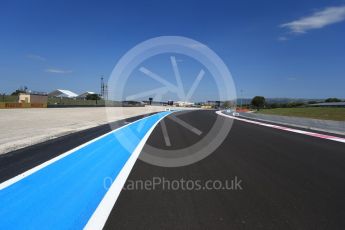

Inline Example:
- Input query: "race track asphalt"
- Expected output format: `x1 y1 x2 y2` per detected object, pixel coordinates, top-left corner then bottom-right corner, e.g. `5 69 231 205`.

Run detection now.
104 110 345 230
1 110 344 229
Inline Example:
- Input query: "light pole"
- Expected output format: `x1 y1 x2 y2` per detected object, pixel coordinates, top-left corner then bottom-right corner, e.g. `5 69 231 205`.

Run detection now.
240 89 243 110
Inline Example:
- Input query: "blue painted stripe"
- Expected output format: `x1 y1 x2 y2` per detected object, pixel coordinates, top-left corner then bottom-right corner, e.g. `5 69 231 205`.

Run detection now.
0 111 170 229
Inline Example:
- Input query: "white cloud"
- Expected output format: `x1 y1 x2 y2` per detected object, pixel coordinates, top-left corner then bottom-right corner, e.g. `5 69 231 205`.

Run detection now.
280 5 345 34
45 68 72 74
27 54 46 61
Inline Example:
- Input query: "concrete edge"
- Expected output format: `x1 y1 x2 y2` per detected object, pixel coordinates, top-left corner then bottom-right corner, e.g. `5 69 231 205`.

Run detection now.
239 113 345 136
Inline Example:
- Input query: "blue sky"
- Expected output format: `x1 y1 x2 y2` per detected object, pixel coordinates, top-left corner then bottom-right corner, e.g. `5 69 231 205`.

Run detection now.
0 0 345 101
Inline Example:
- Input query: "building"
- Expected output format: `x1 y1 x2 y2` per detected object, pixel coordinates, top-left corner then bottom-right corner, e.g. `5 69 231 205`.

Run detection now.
173 101 195 107
18 93 48 104
207 101 221 108
48 89 78 98
77 91 97 100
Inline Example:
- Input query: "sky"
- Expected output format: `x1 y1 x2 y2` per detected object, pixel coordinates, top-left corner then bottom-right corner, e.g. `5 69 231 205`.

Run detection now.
0 0 345 101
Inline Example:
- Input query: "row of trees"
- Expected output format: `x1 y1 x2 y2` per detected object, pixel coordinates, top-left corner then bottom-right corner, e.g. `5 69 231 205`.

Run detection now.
85 94 101 100
325 98 342 102
250 96 306 110
250 96 343 110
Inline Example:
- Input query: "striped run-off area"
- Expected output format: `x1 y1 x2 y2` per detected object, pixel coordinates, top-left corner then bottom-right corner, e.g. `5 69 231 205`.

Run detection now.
0 111 171 229
217 111 345 144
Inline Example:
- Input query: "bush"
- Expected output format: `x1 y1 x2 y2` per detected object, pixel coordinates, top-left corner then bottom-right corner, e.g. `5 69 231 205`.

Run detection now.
86 94 101 100
325 98 342 103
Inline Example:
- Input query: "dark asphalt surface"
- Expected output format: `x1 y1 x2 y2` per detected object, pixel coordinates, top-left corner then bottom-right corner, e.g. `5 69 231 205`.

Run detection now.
1 110 345 229
105 110 345 230
0 113 153 183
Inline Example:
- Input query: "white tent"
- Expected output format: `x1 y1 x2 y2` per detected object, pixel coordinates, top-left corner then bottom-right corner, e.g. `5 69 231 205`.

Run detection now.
48 89 78 98
173 101 194 107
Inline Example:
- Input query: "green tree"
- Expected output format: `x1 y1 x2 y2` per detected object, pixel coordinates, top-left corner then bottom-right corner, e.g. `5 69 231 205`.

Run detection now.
325 98 341 102
251 96 266 110
86 94 101 100
223 101 231 108
308 101 318 104
11 86 28 96
269 103 279 109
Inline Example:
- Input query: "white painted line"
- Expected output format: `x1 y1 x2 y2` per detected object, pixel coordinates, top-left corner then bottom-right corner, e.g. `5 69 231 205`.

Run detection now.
84 112 171 230
216 111 345 144
0 114 156 190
